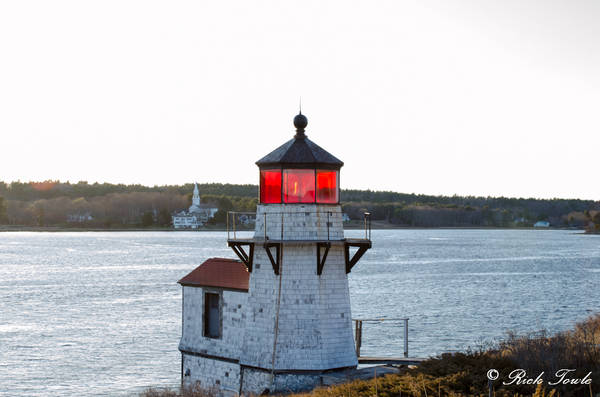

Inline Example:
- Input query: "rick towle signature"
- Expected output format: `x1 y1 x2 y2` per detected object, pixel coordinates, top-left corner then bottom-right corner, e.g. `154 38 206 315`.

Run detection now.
487 369 593 386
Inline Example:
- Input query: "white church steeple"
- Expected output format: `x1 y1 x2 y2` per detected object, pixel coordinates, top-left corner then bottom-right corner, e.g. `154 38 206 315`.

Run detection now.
192 183 200 207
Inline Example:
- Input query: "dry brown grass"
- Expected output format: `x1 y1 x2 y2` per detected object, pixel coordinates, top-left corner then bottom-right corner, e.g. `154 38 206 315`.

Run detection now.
497 314 600 395
292 314 600 397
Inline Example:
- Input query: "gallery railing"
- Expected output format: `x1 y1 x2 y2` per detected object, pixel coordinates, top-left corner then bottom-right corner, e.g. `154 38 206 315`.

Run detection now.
226 211 371 241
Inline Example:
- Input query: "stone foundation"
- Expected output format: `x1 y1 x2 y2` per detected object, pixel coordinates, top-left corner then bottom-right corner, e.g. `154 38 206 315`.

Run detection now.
241 367 322 395
182 354 349 395
182 354 241 396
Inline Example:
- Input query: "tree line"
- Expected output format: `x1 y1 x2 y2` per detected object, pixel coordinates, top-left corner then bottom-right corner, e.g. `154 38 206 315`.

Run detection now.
0 180 597 228
0 180 256 201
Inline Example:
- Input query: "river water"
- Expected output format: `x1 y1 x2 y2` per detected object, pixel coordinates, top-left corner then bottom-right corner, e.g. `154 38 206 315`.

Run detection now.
0 230 598 396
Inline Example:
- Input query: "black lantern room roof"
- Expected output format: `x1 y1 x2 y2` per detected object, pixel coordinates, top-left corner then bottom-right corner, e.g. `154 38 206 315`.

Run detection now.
256 113 344 170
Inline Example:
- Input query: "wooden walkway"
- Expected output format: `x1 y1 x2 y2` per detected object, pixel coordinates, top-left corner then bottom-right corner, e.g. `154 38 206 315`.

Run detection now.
321 359 425 387
358 356 426 366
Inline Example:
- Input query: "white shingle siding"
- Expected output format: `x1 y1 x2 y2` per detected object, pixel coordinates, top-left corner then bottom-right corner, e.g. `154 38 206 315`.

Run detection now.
179 287 247 360
243 244 356 370
254 204 344 240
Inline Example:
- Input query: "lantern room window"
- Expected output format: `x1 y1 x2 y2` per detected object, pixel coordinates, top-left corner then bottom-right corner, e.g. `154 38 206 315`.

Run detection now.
316 170 338 203
284 169 315 203
260 170 282 203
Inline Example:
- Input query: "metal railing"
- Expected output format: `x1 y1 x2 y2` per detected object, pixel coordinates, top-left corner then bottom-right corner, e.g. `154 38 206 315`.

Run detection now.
353 317 409 358
363 212 372 240
227 211 371 241
226 211 257 240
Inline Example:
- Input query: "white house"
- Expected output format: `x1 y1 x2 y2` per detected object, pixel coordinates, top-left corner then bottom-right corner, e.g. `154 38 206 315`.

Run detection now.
66 212 93 223
533 220 550 228
178 112 372 394
172 184 218 229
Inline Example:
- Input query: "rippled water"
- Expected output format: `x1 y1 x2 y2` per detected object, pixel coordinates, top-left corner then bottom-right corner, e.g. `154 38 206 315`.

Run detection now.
0 230 599 396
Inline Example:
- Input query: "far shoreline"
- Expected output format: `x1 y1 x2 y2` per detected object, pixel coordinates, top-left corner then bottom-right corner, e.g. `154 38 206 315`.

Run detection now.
0 224 587 233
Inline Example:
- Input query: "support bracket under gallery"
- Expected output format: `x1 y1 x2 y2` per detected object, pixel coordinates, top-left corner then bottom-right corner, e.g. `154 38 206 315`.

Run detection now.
263 242 281 275
344 240 372 274
227 241 254 272
316 242 331 276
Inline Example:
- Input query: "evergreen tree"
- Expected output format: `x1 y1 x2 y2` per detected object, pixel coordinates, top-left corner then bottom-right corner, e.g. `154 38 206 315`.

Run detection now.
141 211 154 227
0 196 7 224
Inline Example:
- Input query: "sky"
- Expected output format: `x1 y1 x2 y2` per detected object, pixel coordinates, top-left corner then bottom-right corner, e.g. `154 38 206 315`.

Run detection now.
0 1 598 200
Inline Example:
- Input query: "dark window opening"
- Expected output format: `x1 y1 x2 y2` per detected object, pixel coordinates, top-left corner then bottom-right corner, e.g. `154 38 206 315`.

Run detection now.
204 292 221 338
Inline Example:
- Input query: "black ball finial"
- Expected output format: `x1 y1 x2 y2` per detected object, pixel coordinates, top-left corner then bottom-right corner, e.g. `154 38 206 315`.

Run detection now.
293 113 308 137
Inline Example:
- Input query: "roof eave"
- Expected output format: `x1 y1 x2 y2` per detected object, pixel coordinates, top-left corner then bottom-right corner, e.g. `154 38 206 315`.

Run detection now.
256 162 343 170
178 282 249 293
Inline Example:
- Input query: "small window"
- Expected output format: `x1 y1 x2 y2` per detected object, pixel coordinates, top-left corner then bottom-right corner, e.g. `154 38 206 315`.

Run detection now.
204 292 221 338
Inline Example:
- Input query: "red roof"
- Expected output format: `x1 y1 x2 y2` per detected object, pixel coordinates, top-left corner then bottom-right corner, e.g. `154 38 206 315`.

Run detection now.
178 258 249 291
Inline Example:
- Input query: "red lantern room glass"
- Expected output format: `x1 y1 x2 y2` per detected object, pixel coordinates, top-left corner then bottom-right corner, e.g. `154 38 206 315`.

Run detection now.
259 169 339 204
283 169 315 203
316 170 338 203
260 170 282 203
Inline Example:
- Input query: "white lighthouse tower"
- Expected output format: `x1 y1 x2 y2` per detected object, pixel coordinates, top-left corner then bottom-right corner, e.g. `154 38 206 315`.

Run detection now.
178 112 371 395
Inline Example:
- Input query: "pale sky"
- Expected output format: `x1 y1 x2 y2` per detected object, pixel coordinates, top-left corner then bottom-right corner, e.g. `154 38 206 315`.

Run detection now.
1 1 598 200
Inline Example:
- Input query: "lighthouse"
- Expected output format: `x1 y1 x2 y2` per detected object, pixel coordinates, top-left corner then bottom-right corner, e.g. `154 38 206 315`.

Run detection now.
178 112 371 395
